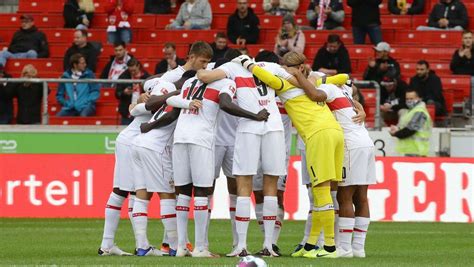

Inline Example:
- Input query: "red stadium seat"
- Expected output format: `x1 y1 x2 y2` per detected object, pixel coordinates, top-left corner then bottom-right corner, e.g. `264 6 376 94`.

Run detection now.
155 15 176 29
400 61 452 77
135 29 218 43
441 75 471 102
390 46 455 61
346 46 374 60
380 15 412 30
18 0 63 13
394 30 461 45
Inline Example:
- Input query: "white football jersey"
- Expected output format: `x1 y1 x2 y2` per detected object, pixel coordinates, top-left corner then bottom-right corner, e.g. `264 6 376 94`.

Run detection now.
215 108 238 146
160 65 186 83
218 62 283 135
133 80 178 152
318 84 374 150
173 78 237 149
116 104 152 146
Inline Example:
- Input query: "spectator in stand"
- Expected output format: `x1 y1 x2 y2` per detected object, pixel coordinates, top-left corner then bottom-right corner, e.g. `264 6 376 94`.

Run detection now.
115 58 150 125
409 60 447 116
10 64 47 124
312 34 351 75
364 42 401 83
238 46 250 55
0 66 13 124
105 0 134 44
154 42 186 75
63 29 100 72
379 72 409 125
210 32 229 62
263 0 299 16
100 41 133 85
0 15 49 67
390 88 432 157
306 0 345 30
417 0 468 31
450 30 474 76
388 0 425 15
144 0 171 14
166 0 212 30
63 0 95 29
57 53 100 117
274 14 305 58
347 0 382 45
227 0 260 46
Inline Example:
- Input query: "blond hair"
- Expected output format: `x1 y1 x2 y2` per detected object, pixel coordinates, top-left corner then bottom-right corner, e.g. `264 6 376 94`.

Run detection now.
21 64 38 77
282 52 310 77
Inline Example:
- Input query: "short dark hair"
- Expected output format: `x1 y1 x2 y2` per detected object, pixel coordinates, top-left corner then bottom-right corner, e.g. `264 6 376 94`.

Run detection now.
406 88 420 96
188 41 213 59
114 41 126 48
70 53 85 67
223 48 242 60
462 29 472 36
127 57 140 67
417 60 430 68
75 29 88 37
215 32 227 40
327 34 341 44
164 42 176 50
255 50 279 63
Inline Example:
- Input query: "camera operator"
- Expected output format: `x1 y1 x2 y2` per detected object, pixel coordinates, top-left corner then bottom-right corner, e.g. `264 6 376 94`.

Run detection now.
274 14 305 58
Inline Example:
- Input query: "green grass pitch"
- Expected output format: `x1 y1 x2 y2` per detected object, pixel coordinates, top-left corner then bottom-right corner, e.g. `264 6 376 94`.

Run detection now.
1 218 473 266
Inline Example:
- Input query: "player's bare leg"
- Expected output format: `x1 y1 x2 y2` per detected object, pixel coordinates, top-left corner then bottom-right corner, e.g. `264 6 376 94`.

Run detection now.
227 175 252 257
99 187 133 256
254 174 279 257
352 185 370 258
175 184 193 257
227 177 238 248
337 185 357 257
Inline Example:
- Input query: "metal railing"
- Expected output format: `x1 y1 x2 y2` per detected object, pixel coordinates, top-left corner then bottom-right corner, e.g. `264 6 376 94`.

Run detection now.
0 78 145 125
0 78 383 129
354 80 382 130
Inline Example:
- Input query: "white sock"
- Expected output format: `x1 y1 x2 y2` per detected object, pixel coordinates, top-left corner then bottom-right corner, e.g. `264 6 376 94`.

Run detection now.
301 188 313 245
331 191 340 246
194 196 209 251
255 203 264 234
132 198 150 249
235 196 251 250
263 196 277 249
229 194 238 247
273 207 284 245
176 194 191 249
160 199 178 250
338 217 355 251
353 217 370 251
100 192 125 249
204 195 212 249
128 195 137 248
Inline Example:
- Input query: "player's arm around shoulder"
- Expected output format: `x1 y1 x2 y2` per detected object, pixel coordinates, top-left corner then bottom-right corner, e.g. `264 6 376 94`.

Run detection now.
197 69 227 84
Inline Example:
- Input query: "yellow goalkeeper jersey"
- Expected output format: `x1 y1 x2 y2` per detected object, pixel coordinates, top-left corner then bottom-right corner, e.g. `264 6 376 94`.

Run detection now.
252 65 342 143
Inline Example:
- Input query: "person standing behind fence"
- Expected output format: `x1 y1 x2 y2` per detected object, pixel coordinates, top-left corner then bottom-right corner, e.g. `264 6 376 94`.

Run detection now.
389 88 432 157
115 58 150 125
10 64 48 124
56 53 99 117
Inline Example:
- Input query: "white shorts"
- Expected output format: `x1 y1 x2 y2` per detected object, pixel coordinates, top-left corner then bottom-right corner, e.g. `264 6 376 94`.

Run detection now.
173 143 215 187
233 131 286 176
113 142 135 192
300 148 311 186
339 147 377 187
133 146 175 193
215 145 234 178
252 170 287 191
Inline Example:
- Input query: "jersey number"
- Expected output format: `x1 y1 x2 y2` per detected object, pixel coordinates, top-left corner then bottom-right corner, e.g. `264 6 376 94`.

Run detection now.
186 79 208 100
253 75 268 97
151 104 167 122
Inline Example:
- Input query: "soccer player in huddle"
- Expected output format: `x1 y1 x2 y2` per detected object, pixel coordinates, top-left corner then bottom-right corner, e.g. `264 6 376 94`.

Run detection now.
198 50 288 257
98 86 151 256
233 52 348 258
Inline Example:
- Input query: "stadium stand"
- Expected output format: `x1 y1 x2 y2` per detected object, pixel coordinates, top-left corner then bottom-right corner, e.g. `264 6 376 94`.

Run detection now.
0 0 471 125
